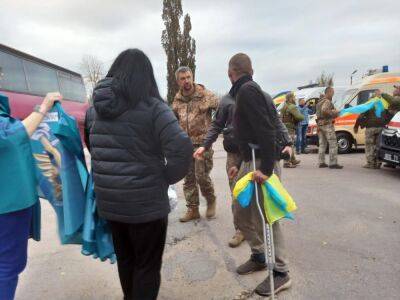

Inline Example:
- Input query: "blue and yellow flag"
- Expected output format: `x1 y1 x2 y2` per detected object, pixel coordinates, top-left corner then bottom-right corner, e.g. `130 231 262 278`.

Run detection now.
339 97 389 118
233 172 297 224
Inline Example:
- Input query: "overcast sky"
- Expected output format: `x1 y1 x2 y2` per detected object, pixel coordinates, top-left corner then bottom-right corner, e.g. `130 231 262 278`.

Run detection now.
1 0 399 96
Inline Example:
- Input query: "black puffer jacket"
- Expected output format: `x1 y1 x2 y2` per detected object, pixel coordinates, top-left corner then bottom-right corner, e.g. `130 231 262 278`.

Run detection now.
85 77 193 224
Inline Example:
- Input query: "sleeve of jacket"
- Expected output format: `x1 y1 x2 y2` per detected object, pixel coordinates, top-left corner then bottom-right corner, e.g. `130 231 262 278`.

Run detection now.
206 90 219 110
236 85 276 176
202 98 227 149
84 107 94 152
275 115 292 146
154 102 193 184
321 101 338 118
382 93 400 108
289 105 305 122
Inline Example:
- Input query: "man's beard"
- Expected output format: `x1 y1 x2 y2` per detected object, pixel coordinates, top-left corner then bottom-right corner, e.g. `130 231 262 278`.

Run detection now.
183 83 193 91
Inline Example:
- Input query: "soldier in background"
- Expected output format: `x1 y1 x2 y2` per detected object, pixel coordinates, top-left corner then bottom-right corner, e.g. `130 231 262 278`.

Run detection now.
172 66 219 222
280 92 304 168
316 87 343 169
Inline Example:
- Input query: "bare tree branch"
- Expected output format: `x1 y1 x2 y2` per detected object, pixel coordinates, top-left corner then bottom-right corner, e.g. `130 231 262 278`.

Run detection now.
79 54 105 99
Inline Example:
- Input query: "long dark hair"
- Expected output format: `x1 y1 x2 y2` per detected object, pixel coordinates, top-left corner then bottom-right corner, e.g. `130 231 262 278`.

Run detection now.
107 49 162 104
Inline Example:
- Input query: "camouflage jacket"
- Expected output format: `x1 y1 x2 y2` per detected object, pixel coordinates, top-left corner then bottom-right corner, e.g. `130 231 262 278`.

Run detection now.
172 84 219 145
382 93 400 114
281 102 304 130
316 98 338 126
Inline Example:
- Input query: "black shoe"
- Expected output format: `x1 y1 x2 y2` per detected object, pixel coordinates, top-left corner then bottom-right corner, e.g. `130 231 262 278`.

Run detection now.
255 271 292 296
329 164 343 169
319 163 328 168
384 163 396 169
236 257 266 275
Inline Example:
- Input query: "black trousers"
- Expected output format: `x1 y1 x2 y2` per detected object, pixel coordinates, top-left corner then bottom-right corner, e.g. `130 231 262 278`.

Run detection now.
109 217 168 300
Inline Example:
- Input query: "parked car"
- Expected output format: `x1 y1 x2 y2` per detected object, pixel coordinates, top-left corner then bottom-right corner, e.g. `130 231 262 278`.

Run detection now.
307 72 400 153
378 111 400 167
0 43 89 139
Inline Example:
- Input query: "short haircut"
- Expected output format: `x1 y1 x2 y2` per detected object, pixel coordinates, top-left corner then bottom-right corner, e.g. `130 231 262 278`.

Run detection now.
286 92 295 101
325 86 334 94
175 66 192 80
229 53 253 76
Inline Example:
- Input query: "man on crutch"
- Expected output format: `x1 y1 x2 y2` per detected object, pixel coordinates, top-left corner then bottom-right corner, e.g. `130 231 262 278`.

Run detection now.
227 53 292 297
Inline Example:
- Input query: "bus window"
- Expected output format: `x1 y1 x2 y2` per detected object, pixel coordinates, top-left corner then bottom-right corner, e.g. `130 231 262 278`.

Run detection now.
0 50 29 92
24 60 60 96
58 71 86 102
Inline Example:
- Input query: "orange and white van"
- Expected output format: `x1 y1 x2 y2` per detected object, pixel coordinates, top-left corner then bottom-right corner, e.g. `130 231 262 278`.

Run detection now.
307 72 400 153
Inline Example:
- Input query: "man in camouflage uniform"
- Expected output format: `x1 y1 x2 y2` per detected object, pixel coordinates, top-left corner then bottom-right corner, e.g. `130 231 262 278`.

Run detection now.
357 87 400 169
280 92 304 168
172 66 219 222
316 87 343 169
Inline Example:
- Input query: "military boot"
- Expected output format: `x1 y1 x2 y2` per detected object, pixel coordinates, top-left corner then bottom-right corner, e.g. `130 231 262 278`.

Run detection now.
206 201 216 219
292 159 301 165
363 163 374 169
179 207 200 222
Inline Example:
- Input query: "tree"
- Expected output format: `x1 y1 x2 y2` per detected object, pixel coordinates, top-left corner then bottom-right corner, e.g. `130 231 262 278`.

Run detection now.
161 0 196 105
316 72 334 87
79 55 105 100
179 14 196 78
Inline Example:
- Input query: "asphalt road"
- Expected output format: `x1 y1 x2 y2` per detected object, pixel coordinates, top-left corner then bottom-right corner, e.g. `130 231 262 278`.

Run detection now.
17 140 400 300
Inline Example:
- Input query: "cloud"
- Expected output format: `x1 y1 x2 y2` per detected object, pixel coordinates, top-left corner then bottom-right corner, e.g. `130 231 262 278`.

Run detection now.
1 0 399 97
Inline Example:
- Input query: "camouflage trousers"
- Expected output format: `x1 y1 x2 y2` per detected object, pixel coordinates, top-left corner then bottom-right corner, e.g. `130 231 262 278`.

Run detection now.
233 160 288 272
183 147 216 208
284 128 297 165
365 127 383 165
226 152 242 230
318 124 338 166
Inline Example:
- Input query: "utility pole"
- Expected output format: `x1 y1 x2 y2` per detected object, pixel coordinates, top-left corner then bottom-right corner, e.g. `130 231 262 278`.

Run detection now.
350 69 357 85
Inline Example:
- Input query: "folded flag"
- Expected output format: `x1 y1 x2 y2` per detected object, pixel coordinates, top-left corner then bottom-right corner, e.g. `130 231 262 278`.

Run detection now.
233 172 297 224
339 97 389 118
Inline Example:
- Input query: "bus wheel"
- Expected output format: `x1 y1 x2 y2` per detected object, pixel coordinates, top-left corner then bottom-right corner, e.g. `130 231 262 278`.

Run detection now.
337 132 353 154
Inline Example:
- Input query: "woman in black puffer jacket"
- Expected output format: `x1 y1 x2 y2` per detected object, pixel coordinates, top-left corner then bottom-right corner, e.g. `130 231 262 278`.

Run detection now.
84 49 193 300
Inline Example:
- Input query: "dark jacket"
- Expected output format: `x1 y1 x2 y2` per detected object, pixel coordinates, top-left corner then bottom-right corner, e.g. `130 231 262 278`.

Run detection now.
85 77 193 224
231 76 277 176
202 93 292 157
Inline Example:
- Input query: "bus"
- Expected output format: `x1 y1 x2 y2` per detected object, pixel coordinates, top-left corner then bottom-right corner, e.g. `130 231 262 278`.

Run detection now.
0 43 88 139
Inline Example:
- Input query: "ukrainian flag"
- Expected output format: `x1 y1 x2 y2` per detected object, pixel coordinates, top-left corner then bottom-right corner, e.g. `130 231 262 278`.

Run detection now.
339 97 389 118
233 172 297 224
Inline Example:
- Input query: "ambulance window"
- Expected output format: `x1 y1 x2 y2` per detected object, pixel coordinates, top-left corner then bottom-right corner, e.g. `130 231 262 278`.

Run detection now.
357 90 376 105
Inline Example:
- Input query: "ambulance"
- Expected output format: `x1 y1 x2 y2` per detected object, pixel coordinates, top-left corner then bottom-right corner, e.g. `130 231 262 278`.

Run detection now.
307 72 400 153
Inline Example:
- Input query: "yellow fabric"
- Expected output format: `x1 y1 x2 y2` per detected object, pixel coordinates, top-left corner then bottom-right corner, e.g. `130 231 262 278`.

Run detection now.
233 172 297 224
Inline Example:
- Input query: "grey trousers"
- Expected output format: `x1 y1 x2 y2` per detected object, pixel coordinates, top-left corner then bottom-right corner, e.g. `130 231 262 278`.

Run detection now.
233 160 289 273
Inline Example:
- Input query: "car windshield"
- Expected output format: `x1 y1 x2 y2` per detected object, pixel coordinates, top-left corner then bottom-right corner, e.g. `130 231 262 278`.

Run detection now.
333 88 357 109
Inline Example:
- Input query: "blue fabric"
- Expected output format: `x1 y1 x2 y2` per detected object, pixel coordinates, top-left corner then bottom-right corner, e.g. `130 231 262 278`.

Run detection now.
0 207 33 300
339 98 387 118
81 174 116 263
0 94 38 214
237 181 254 208
265 183 294 220
298 105 310 125
30 103 88 244
296 124 308 152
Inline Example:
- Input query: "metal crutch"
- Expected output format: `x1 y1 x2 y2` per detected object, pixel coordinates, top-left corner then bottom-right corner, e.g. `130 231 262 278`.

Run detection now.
249 143 276 299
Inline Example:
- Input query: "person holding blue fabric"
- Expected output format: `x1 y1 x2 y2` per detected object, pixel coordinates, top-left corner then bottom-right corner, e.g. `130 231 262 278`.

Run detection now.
0 92 61 300
296 98 310 154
